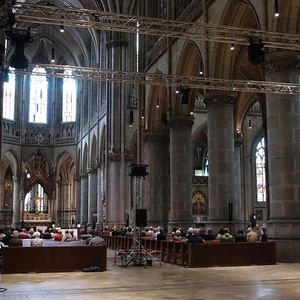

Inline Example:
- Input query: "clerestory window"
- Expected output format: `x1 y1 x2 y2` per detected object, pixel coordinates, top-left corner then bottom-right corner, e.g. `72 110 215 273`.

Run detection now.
29 67 48 123
3 68 15 120
62 69 76 122
256 137 266 202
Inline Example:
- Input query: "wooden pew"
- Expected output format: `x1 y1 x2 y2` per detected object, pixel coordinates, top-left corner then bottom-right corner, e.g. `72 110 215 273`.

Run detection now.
2 244 107 274
188 241 276 268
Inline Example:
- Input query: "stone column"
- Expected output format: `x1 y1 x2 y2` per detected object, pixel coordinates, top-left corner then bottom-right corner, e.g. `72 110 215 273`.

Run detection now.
264 52 300 262
12 177 20 228
142 132 169 228
106 154 126 226
75 175 81 226
203 91 236 228
87 168 97 225
80 174 88 227
105 36 128 228
169 115 194 231
234 134 242 223
96 163 104 230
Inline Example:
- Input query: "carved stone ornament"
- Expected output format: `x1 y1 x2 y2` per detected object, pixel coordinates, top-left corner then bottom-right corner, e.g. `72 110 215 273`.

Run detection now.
168 115 194 128
263 52 300 74
108 153 121 162
203 91 236 108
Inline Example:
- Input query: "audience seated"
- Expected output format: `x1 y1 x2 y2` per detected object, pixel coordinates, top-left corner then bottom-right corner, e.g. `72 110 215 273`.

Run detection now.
258 227 268 242
68 230 76 241
62 230 72 242
89 231 106 246
187 228 204 243
234 229 247 242
247 227 258 242
216 228 225 240
173 230 183 241
41 229 52 239
8 230 23 246
54 229 63 241
204 228 215 241
18 228 29 239
125 227 134 237
0 228 6 240
157 228 167 240
30 231 43 246
2 229 13 245
220 227 234 242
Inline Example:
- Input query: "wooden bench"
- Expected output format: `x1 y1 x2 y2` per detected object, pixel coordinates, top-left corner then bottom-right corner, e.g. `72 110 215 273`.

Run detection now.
1 242 107 274
188 241 276 268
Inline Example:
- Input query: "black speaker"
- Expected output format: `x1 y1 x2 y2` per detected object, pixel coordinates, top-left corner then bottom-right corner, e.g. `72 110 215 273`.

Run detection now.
136 209 147 226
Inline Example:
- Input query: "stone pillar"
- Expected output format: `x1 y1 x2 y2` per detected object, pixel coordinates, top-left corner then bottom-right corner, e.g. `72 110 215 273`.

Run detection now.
12 177 20 228
106 154 125 226
264 52 300 262
80 174 88 227
96 163 104 230
143 132 169 228
203 91 236 228
87 168 97 225
234 134 242 223
105 36 128 228
168 115 194 230
75 176 81 226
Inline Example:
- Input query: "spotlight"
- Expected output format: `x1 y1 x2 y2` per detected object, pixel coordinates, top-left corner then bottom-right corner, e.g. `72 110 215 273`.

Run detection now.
274 0 279 17
60 16 65 32
129 110 133 127
248 38 265 65
51 48 55 62
230 40 234 50
199 61 203 75
179 87 190 104
156 97 159 108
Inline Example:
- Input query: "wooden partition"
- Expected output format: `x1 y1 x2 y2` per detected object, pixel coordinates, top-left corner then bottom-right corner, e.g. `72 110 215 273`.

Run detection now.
188 241 276 268
2 245 107 274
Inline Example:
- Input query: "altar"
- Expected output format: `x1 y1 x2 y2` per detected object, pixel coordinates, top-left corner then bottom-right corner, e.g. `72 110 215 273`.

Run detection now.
24 212 51 222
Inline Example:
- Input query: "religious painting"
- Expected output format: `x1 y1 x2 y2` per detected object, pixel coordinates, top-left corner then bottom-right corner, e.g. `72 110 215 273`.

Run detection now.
192 191 207 215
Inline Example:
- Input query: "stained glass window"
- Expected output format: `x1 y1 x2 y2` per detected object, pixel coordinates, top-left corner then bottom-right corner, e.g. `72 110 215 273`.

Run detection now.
62 69 76 122
29 67 48 123
256 137 266 202
3 68 15 120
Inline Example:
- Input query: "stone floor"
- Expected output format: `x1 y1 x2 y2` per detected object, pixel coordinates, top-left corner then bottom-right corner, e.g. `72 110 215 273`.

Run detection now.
0 250 300 299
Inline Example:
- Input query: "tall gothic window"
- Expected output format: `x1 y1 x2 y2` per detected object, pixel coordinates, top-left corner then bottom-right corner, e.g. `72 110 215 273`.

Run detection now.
3 68 15 120
256 137 266 202
62 69 76 122
194 142 208 176
29 67 48 123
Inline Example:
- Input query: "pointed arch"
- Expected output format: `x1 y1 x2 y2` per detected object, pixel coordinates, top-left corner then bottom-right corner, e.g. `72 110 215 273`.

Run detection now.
90 134 97 169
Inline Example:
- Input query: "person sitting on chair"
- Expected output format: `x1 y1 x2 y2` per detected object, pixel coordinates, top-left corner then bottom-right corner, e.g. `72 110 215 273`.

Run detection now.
31 231 43 246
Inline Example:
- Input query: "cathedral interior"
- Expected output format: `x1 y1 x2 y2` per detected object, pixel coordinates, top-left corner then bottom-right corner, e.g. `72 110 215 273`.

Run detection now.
0 0 299 263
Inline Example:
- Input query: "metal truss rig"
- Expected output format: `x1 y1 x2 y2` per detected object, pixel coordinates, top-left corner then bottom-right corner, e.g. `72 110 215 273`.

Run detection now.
10 2 300 51
12 64 300 95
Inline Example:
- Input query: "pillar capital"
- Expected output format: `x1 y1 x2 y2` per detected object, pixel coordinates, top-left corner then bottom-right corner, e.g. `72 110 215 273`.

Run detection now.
263 51 300 74
168 115 194 128
203 91 236 108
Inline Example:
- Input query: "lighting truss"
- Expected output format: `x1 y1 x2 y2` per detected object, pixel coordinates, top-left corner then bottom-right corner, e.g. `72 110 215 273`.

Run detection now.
9 2 300 51
11 64 300 95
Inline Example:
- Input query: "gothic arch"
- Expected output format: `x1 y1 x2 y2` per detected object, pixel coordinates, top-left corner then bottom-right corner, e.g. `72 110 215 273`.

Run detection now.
175 40 201 115
90 134 97 169
146 70 168 133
